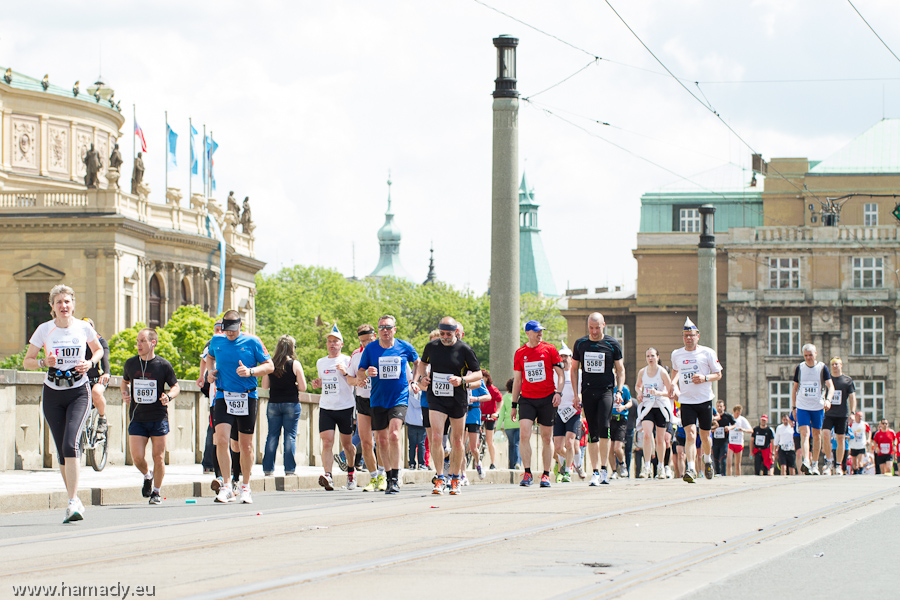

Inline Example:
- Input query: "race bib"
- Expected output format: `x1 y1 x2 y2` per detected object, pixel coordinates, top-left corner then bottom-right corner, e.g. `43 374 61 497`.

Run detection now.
755 434 766 447
432 373 453 397
378 356 402 380
224 391 249 416
880 443 890 454
832 390 842 406
713 428 725 439
681 366 699 387
133 379 158 404
781 439 795 451
583 352 605 374
801 382 820 401
558 405 577 423
52 344 81 369
321 374 339 396
524 360 546 384
643 384 657 399
729 429 743 445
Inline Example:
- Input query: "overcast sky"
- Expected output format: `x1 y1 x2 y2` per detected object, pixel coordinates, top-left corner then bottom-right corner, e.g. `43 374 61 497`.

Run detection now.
5 1 900 294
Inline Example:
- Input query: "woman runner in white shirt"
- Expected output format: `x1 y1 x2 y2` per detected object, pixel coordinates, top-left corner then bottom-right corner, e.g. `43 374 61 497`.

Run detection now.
635 348 674 480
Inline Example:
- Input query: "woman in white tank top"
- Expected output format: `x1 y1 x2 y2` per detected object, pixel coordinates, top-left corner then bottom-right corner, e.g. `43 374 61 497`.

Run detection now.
635 348 674 479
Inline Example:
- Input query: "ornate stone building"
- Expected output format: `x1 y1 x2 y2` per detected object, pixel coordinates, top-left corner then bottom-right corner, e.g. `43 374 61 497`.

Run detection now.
0 68 264 357
562 120 900 425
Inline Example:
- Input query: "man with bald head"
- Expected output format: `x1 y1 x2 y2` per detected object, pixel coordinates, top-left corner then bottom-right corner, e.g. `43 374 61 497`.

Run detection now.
571 312 625 486
415 317 482 495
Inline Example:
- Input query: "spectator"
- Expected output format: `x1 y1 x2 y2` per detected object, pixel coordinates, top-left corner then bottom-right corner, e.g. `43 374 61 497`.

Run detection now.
498 378 520 469
774 414 796 475
406 378 426 469
751 415 775 475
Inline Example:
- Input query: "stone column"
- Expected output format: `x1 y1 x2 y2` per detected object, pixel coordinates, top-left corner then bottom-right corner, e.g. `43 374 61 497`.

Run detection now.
698 205 717 401
84 248 99 318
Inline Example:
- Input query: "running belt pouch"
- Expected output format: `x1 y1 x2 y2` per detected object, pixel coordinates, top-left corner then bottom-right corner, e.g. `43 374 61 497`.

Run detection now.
48 368 76 388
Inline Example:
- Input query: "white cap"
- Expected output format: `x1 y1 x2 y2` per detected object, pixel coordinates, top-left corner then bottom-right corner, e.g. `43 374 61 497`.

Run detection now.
327 324 343 341
684 317 698 331
559 343 573 356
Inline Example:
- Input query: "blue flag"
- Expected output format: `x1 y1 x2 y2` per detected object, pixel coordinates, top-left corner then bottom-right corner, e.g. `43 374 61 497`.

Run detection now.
190 125 198 175
166 124 178 170
206 136 219 191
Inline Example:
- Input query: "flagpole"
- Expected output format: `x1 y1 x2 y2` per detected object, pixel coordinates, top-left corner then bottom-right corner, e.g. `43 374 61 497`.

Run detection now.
132 104 136 192
188 117 192 202
209 130 214 198
164 110 168 201
202 124 207 198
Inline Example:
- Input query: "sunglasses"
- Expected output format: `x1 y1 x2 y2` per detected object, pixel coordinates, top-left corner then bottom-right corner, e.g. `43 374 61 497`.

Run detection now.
378 325 394 330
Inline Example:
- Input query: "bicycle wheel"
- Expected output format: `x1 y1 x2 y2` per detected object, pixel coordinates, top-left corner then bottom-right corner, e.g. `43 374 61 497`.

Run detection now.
86 411 109 471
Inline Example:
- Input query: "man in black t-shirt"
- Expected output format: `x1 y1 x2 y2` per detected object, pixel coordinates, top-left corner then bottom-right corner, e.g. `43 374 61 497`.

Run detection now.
415 316 481 496
751 416 775 476
711 400 733 476
822 357 856 476
120 328 179 505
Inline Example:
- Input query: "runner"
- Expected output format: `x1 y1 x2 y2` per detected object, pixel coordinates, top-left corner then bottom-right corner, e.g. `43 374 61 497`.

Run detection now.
725 405 752 476
121 328 179 504
348 324 385 492
414 316 480 495
774 414 797 475
609 385 633 478
872 419 895 475
24 285 103 523
635 347 674 480
358 315 420 495
750 415 775 476
822 357 856 476
311 325 357 491
81 318 110 436
790 343 834 475
512 320 564 488
464 377 488 484
571 313 625 486
552 345 580 483
205 310 273 503
669 317 722 482
848 412 870 474
711 400 733 476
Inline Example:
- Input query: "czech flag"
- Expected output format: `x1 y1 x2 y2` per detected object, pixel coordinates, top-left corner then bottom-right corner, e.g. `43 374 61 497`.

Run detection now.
135 119 148 153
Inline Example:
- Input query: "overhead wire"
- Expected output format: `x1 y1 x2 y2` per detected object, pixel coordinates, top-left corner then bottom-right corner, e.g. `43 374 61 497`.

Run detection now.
846 0 900 66
524 58 599 100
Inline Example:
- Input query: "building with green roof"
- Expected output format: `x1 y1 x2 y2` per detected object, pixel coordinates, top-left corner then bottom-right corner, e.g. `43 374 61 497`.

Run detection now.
519 172 557 297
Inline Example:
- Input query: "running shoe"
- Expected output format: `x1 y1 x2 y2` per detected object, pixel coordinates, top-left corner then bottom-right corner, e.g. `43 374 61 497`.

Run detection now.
835 465 843 476
477 465 485 480
318 473 334 491
263 471 273 477
656 468 666 480
334 453 349 472
376 474 388 492
210 477 223 494
801 460 811 475
240 486 253 504
449 478 461 495
574 464 586 480
553 462 559 479
142 477 152 498
610 471 619 480
461 474 470 486
560 471 571 483
432 478 444 495
489 464 497 470
704 460 714 480
214 487 235 503
823 462 832 476
232 482 241 498
810 463 821 476
540 474 551 488
617 464 628 478
347 471 358 490
600 468 610 485
385 478 400 495
640 464 653 479
63 500 83 523
589 471 601 486
683 469 697 484
149 491 161 505
665 466 674 479
363 476 376 492
520 472 534 487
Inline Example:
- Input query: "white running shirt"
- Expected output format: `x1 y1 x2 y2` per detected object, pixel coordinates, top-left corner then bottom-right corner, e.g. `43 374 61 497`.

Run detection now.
29 319 97 391
317 354 354 411
670 345 722 405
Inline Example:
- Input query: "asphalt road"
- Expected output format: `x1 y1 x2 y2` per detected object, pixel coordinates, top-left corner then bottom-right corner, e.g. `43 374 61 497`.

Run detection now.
0 475 897 600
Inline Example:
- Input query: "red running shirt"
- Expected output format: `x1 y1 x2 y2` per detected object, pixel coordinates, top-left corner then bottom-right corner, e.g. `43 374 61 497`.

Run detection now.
873 430 895 456
514 342 562 399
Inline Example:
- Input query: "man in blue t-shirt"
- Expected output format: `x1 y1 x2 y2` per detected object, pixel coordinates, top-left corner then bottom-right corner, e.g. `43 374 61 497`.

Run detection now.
205 310 273 504
357 315 419 495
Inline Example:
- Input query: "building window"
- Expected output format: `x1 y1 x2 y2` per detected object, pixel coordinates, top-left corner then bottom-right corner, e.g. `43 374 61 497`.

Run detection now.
25 293 50 345
606 324 624 346
149 275 162 329
679 208 700 233
181 279 191 305
124 294 133 329
768 258 800 289
864 203 878 226
852 257 883 288
856 380 885 423
768 316 800 356
852 315 884 355
769 381 793 424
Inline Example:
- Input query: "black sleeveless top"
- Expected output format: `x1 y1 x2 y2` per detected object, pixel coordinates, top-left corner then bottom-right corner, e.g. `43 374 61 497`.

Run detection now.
268 359 300 403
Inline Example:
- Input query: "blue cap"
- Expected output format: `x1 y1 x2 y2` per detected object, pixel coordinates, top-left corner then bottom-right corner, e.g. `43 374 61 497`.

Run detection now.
525 320 545 332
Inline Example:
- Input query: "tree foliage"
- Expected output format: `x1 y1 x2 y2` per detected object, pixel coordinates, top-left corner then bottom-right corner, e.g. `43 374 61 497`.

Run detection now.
107 319 190 379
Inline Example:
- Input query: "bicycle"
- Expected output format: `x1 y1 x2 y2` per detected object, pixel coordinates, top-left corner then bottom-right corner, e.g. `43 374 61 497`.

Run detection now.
80 405 108 471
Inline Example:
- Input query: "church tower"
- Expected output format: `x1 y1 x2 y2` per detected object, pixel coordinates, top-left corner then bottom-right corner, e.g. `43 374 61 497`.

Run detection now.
369 176 412 281
519 172 557 296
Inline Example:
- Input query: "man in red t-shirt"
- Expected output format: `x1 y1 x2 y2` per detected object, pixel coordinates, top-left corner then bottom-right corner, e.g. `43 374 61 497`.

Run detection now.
872 419 895 475
511 320 564 488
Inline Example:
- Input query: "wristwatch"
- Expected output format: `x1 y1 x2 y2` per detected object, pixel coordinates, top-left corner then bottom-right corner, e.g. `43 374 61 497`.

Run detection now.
249 367 254 377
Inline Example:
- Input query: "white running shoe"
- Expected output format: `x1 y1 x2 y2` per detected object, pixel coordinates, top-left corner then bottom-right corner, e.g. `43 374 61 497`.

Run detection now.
240 486 253 504
610 471 619 480
810 464 821 476
214 487 235 503
589 471 601 486
801 460 811 475
682 469 697 484
640 463 653 479
347 472 358 490
600 468 610 485
461 474 470 486
835 465 844 476
617 464 628 478
656 468 667 480
63 499 83 523
665 466 674 479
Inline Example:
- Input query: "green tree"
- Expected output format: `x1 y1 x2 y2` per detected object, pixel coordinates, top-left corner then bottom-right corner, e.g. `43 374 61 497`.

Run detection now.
107 322 181 377
0 346 43 371
158 305 216 380
519 293 566 347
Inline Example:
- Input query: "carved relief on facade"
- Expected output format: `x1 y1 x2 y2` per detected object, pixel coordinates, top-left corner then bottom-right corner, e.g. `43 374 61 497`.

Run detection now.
11 117 38 169
75 128 93 177
726 306 758 334
48 123 69 174
811 308 839 333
